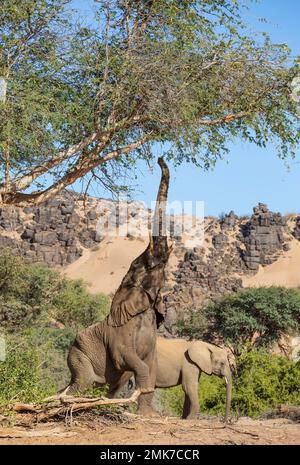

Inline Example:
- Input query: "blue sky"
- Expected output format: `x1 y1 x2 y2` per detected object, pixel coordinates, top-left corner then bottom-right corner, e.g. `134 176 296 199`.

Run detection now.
71 0 300 217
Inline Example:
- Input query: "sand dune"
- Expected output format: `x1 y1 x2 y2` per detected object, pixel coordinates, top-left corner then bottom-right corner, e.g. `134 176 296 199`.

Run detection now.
243 239 300 289
65 236 148 295
65 230 300 295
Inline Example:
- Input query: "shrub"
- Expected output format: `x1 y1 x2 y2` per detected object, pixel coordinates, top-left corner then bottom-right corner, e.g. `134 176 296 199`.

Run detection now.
0 249 25 296
0 326 112 407
0 248 110 331
177 309 209 341
52 279 110 329
232 349 300 417
0 249 111 407
157 350 300 418
0 331 57 405
156 374 226 418
178 287 300 355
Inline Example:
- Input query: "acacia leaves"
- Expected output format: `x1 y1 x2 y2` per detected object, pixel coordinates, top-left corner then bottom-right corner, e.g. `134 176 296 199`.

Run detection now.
0 1 299 203
179 287 300 355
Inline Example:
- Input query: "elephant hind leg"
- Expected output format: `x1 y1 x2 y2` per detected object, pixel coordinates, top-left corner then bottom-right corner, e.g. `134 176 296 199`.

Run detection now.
106 371 133 399
65 346 102 395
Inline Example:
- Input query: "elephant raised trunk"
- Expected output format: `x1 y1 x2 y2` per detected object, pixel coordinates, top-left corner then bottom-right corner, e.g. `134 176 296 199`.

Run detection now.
152 157 170 262
107 157 171 329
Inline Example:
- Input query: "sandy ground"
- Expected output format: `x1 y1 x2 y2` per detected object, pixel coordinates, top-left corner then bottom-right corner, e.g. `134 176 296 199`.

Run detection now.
243 239 300 289
0 415 299 445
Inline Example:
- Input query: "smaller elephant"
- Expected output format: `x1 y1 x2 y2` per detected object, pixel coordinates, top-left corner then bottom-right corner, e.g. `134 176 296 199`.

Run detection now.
110 337 233 420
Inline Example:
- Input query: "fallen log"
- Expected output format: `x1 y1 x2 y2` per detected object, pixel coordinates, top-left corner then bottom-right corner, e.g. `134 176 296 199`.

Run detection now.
13 390 141 421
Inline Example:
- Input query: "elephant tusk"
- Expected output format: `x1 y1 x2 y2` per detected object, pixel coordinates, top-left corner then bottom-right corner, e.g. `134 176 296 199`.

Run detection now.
224 376 228 385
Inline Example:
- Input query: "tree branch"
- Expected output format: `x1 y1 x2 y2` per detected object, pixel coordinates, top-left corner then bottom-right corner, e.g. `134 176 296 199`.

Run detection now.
0 132 98 194
4 135 152 206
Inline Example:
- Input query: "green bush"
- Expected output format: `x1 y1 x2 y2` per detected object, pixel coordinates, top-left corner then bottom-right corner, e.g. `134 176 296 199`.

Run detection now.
157 374 226 418
52 279 110 329
178 287 300 355
0 249 111 407
0 248 110 331
157 350 300 418
0 327 112 407
232 349 300 417
0 331 57 405
0 249 25 296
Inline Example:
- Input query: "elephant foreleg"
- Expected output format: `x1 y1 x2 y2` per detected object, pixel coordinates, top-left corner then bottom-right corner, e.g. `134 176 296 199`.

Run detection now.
136 353 158 417
182 394 191 419
182 370 201 419
122 350 153 394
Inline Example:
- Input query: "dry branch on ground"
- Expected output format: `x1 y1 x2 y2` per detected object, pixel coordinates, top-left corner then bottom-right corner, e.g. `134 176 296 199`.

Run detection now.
12 391 141 422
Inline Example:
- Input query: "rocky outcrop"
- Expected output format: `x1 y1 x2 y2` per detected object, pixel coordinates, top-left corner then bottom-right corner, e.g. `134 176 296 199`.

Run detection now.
220 210 239 229
0 192 103 266
162 214 245 335
293 217 300 240
240 203 290 271
0 194 298 336
0 191 164 266
163 243 243 335
162 203 294 335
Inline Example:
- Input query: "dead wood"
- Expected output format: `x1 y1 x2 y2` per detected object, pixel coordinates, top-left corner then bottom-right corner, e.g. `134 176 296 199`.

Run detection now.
12 390 141 422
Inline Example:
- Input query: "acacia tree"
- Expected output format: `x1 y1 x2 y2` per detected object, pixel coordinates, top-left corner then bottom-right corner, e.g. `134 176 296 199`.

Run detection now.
0 0 299 205
178 287 300 356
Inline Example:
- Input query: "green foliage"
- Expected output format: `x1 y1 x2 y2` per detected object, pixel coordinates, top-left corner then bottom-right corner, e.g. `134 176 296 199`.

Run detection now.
0 330 57 404
0 248 110 331
0 0 88 169
52 280 110 329
0 249 111 406
0 1 299 200
178 287 300 355
177 309 209 341
0 326 111 406
232 349 300 417
157 350 300 418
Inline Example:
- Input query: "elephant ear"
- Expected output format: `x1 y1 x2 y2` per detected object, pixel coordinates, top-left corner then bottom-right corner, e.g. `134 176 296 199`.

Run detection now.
187 341 213 375
107 286 151 327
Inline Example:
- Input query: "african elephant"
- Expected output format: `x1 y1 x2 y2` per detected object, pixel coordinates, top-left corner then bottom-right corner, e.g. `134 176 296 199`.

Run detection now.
110 337 233 420
60 158 172 413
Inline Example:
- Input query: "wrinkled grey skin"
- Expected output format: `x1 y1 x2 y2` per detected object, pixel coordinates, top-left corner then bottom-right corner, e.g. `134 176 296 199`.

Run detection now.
64 309 157 396
110 338 233 421
62 159 171 413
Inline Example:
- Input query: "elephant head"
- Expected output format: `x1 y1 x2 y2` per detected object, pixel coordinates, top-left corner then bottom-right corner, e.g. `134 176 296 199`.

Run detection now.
107 157 172 327
187 341 232 422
